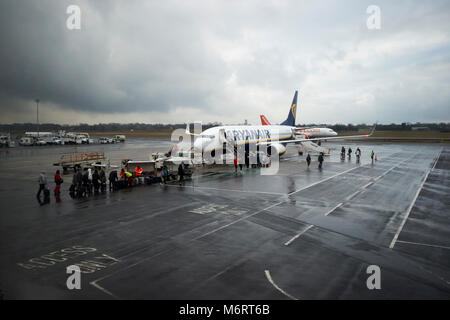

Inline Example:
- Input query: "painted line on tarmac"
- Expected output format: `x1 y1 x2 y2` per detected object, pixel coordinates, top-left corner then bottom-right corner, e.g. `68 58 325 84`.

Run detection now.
284 225 314 246
264 270 299 300
324 202 343 216
396 240 450 250
164 184 285 196
389 151 442 249
288 165 366 196
90 280 121 299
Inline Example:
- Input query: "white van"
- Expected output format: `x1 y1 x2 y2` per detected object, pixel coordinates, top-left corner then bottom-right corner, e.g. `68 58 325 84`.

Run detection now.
19 137 34 146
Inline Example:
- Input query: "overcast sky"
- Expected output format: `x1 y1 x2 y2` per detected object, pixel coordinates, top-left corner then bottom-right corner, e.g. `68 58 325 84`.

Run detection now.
0 0 449 125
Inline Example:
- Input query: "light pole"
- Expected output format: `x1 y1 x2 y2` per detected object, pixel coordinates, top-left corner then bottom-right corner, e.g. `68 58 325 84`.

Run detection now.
35 99 40 138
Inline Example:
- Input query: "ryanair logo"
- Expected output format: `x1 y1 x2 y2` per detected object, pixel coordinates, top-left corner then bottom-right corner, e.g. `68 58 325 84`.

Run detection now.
291 103 296 118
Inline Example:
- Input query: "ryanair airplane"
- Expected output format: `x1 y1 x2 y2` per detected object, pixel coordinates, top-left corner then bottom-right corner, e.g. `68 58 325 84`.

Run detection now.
187 91 374 158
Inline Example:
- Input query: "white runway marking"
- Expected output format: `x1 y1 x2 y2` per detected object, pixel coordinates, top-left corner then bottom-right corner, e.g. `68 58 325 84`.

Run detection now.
396 240 450 250
194 201 283 240
345 190 362 201
264 270 299 300
90 281 120 299
284 225 314 246
389 150 442 249
288 165 365 196
324 202 343 216
165 184 285 196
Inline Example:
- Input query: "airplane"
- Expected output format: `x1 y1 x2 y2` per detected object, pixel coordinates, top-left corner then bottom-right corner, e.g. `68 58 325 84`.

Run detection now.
261 114 337 138
186 90 375 159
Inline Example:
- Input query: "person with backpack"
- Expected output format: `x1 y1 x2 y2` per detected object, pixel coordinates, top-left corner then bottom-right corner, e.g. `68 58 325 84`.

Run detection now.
318 153 324 170
54 170 63 202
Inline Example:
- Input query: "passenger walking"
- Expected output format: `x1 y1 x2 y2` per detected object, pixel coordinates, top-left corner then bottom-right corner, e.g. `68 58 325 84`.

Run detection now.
159 168 166 185
76 169 83 198
341 146 346 160
54 170 63 202
356 148 361 163
82 168 90 196
70 170 78 198
109 170 118 191
234 157 238 174
87 168 93 194
178 163 185 186
318 153 324 170
92 169 100 193
36 172 48 205
348 147 352 159
306 153 311 168
100 168 107 192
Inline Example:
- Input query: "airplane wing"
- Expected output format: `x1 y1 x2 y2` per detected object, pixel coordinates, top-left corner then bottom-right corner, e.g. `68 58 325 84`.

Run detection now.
185 123 215 138
258 124 377 146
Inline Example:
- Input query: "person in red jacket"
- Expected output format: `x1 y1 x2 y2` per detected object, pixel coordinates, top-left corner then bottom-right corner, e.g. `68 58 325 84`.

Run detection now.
54 170 63 202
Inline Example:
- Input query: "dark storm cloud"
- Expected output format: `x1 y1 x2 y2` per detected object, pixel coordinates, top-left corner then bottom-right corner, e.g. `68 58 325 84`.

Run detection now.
0 0 229 116
0 0 449 124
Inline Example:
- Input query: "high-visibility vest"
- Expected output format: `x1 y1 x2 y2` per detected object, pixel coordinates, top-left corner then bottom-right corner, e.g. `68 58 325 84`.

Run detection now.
125 171 132 178
135 167 143 176
120 171 125 179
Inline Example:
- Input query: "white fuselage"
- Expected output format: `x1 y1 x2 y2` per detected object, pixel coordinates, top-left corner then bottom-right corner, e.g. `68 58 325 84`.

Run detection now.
295 127 337 138
193 125 294 154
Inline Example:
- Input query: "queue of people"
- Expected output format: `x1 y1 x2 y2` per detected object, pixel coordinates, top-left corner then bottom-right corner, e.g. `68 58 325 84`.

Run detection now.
304 147 376 170
37 163 193 205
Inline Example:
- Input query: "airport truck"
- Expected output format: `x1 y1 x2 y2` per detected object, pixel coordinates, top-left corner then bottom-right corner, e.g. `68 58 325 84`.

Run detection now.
53 152 106 173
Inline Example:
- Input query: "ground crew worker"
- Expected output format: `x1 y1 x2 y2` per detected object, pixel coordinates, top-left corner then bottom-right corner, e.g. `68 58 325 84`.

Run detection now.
371 150 375 162
135 166 143 177
125 170 133 187
178 163 185 186
306 153 311 167
54 170 63 202
318 153 324 169
36 172 47 205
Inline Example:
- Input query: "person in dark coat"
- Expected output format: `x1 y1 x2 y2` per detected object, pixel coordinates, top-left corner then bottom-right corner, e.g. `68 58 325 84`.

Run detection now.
318 153 324 169
92 169 100 193
178 163 185 186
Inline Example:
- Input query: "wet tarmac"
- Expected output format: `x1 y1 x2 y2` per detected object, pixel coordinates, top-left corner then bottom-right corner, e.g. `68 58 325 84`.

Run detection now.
0 140 449 299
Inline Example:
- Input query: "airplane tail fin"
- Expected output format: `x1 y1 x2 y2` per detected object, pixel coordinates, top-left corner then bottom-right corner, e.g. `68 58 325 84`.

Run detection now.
280 90 297 126
260 115 271 126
